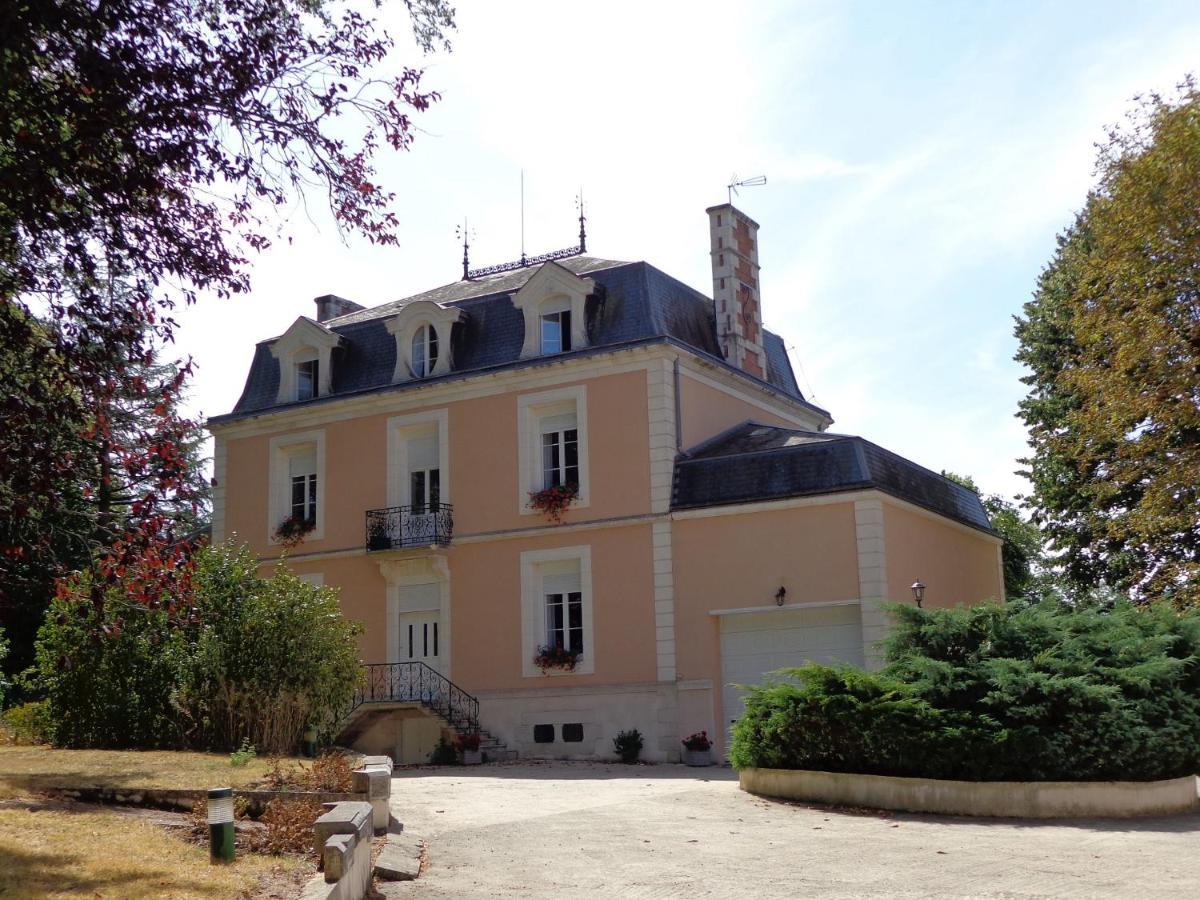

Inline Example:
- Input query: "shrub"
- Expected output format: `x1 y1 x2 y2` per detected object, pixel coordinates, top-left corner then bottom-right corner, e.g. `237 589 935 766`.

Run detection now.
35 572 188 748
429 738 458 766
174 542 363 754
730 599 1200 782
2 700 52 745
613 728 643 764
229 737 257 767
681 731 712 752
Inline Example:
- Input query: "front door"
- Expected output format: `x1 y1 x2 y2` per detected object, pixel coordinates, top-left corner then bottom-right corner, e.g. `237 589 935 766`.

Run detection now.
399 610 441 672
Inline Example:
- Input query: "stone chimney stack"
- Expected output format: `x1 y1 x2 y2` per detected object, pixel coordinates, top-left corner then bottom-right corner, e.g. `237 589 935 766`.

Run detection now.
706 204 768 379
314 294 365 323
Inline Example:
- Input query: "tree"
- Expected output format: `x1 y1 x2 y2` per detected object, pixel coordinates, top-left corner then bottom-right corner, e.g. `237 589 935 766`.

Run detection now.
1 1 453 626
1014 78 1200 606
941 472 1045 600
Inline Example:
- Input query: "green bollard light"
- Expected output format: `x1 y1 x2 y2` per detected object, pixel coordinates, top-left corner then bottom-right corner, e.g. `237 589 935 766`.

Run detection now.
303 725 318 758
207 787 235 864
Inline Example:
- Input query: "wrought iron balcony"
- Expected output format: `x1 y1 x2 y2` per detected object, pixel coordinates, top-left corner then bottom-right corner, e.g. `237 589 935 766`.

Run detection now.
365 504 454 551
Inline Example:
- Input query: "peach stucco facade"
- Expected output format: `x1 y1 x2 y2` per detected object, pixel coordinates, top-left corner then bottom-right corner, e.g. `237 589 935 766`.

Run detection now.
213 341 1003 763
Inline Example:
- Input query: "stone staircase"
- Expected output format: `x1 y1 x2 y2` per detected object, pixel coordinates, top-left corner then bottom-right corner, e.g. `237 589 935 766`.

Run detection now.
339 662 517 762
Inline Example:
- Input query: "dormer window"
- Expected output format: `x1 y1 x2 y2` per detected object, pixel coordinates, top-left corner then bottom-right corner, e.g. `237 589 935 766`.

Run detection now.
296 358 319 400
511 262 594 360
384 301 462 383
268 317 341 406
411 324 439 378
540 305 572 355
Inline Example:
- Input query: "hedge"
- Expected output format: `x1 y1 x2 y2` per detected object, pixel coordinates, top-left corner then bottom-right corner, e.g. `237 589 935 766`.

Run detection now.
729 600 1200 782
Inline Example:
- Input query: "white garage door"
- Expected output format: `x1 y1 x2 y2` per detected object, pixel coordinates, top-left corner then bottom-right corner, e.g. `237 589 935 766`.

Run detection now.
720 603 864 747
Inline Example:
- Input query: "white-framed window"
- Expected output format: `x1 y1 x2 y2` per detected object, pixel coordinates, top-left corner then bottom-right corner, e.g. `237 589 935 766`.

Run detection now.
410 323 439 378
296 357 319 401
520 546 594 677
268 430 326 544
540 413 579 490
545 587 583 654
517 386 589 516
289 448 318 523
540 302 572 355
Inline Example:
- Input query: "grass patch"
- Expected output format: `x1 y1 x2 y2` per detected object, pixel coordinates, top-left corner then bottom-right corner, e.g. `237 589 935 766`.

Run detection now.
0 746 305 799
0 806 303 899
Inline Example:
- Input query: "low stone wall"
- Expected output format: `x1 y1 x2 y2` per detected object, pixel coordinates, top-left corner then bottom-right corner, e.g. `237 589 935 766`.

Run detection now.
739 767 1200 818
300 801 375 900
47 786 362 815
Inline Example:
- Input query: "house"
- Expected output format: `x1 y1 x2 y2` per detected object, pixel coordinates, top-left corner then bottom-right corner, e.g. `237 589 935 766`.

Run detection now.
208 202 1004 763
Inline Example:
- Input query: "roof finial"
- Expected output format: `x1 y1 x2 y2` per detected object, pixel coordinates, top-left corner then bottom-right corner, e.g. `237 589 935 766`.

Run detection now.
576 189 587 254
455 218 474 280
727 173 767 205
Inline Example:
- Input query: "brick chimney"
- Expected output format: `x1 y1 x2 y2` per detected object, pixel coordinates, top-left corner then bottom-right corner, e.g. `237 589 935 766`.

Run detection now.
314 294 365 323
706 204 767 379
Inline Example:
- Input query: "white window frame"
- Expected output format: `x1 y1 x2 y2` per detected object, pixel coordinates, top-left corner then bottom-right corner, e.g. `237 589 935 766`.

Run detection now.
386 410 450 509
268 429 326 545
539 297 572 355
381 556 451 674
520 545 594 677
295 353 319 401
517 385 589 516
410 323 439 379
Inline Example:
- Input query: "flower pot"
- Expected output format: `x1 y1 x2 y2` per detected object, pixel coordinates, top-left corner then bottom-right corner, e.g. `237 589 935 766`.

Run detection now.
683 748 712 767
461 749 482 765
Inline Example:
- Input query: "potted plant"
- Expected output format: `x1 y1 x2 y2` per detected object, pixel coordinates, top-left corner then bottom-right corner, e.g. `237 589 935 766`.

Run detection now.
613 728 643 764
528 483 578 523
366 518 391 551
273 513 315 548
456 732 482 765
681 731 713 767
534 643 581 673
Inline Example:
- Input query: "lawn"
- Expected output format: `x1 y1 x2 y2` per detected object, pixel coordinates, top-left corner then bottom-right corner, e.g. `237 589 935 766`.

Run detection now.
0 746 314 898
0 807 302 899
0 745 299 798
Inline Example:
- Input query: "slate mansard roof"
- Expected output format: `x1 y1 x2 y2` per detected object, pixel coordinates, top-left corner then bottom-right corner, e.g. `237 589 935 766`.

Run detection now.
672 422 995 533
221 256 826 421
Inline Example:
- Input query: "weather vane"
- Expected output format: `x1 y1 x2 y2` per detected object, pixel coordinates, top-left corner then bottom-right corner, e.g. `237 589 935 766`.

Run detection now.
455 218 475 280
728 174 767 205
575 189 587 254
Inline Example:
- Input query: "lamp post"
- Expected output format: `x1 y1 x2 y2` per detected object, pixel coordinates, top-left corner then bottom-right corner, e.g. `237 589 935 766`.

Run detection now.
207 787 235 864
910 581 926 609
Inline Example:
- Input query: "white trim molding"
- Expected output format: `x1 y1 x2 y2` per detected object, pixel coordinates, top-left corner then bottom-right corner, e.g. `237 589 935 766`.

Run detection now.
516 384 590 516
384 300 463 383
266 429 326 545
211 433 228 544
519 544 595 678
709 598 862 617
646 358 677 514
268 317 341 403
510 262 594 359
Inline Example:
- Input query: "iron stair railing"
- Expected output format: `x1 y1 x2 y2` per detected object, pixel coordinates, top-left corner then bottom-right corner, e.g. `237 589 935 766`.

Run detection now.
347 662 479 733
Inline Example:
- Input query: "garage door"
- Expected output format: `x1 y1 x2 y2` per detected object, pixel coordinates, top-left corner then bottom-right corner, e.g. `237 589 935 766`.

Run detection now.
720 603 864 748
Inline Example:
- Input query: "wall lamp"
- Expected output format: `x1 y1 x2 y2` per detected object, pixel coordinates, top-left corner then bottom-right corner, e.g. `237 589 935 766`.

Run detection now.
911 581 926 608
775 586 787 607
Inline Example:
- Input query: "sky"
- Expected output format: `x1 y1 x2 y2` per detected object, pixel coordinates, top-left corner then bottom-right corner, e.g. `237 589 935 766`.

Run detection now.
174 0 1200 501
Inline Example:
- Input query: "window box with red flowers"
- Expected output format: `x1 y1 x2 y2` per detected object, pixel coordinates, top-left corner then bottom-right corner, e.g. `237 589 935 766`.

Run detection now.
273 513 315 548
528 483 578 524
681 730 713 767
533 643 582 673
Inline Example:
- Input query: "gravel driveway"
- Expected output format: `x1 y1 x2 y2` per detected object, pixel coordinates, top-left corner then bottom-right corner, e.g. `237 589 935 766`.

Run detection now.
381 761 1200 899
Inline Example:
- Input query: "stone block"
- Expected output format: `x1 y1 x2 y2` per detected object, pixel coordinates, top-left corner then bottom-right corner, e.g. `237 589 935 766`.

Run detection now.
352 764 392 832
376 831 423 881
323 833 355 884
313 801 371 861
